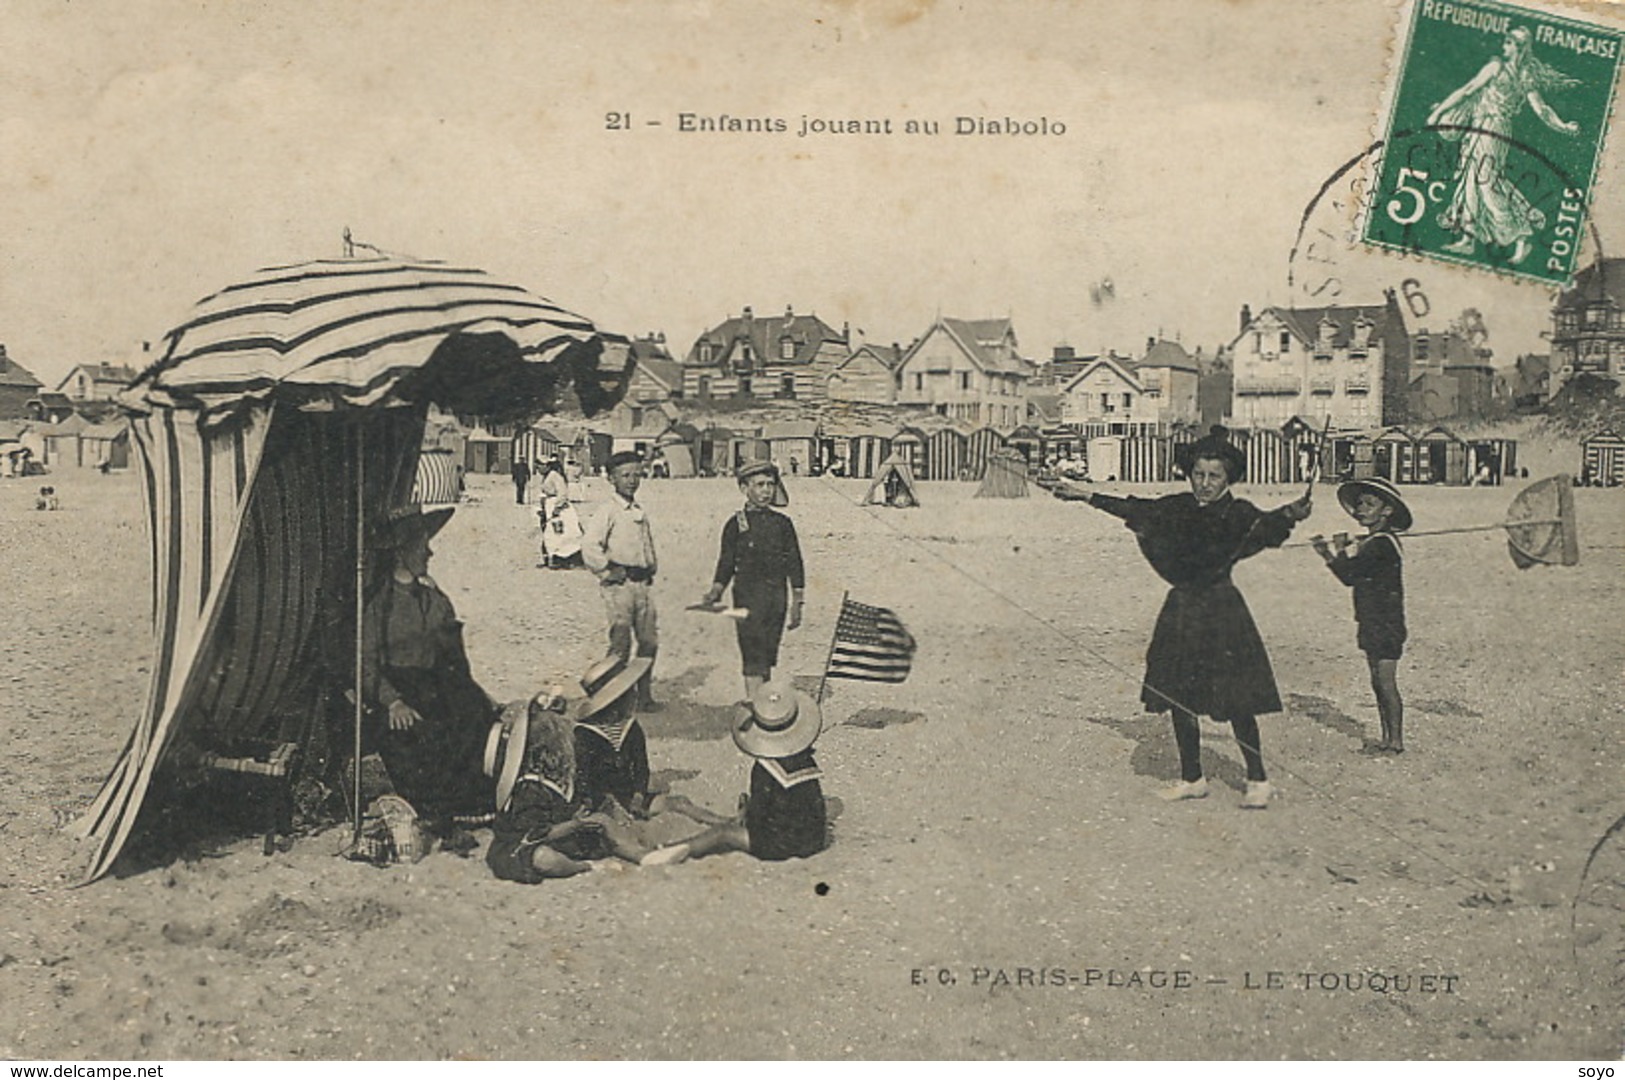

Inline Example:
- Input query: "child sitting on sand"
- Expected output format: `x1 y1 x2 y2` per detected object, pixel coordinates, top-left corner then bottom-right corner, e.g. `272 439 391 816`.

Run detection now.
1312 477 1411 753
572 655 653 815
640 679 827 866
484 692 672 881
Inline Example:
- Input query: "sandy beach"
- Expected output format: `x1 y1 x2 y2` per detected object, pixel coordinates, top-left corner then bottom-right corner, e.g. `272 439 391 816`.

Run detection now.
0 465 1621 1060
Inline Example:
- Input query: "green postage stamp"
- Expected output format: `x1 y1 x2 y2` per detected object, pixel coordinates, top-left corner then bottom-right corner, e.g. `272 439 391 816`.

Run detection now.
1363 0 1623 284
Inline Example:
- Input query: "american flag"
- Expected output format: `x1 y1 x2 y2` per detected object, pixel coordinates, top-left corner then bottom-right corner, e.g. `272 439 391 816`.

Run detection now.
826 598 916 683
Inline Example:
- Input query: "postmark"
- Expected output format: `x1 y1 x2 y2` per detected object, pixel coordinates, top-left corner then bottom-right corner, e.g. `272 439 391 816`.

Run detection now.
1362 0 1623 284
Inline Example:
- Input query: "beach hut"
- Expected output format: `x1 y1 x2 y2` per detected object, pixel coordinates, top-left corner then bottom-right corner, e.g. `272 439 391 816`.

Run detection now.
1242 427 1285 485
890 427 927 477
1371 428 1417 483
463 425 510 474
1086 435 1122 481
39 413 92 468
655 422 699 478
1582 430 1625 486
924 426 968 481
845 430 892 480
1121 433 1171 483
412 446 462 505
762 419 818 476
975 447 1029 497
74 254 630 883
81 420 131 471
966 427 1005 481
1005 424 1043 465
860 454 921 507
1418 426 1469 485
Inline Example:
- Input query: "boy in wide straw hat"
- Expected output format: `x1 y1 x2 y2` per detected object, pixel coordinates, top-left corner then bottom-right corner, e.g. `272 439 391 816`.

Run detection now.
640 678 827 865
572 653 654 814
1313 477 1412 753
699 452 805 698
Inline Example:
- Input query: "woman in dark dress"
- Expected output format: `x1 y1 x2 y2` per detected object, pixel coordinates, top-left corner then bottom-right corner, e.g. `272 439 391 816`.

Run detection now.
701 459 805 698
1056 427 1312 809
361 505 498 827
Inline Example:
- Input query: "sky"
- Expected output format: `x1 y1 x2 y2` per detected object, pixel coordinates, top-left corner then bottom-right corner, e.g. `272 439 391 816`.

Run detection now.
2 0 1622 389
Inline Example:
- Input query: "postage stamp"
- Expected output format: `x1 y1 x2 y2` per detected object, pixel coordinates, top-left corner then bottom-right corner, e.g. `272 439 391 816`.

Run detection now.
1363 0 1624 284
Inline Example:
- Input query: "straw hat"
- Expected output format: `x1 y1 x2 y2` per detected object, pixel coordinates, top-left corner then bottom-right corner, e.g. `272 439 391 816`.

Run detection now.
732 678 823 759
1337 477 1413 532
574 655 653 722
370 504 454 550
484 700 530 812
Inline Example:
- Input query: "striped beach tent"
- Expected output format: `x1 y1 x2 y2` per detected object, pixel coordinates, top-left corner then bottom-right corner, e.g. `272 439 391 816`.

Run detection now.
412 446 462 505
74 255 630 882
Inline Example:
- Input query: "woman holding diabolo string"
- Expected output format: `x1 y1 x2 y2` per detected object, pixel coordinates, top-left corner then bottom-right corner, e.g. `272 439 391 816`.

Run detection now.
1055 426 1312 808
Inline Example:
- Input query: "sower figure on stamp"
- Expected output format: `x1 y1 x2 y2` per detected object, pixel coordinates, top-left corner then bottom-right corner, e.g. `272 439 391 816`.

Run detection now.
1055 426 1312 809
581 450 660 710
1427 25 1580 265
701 455 804 699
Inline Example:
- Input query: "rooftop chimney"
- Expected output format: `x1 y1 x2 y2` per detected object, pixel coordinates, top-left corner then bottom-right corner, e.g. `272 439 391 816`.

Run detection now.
1239 304 1252 333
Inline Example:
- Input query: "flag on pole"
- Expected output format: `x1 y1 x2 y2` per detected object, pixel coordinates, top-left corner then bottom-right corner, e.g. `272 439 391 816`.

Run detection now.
826 598 916 683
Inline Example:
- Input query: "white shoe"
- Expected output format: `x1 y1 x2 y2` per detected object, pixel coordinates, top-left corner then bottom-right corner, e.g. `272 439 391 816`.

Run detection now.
1158 778 1208 801
639 843 692 867
1241 781 1274 809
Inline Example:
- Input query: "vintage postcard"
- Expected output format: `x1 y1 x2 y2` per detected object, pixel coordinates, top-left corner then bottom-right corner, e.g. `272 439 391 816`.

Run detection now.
0 0 1623 1065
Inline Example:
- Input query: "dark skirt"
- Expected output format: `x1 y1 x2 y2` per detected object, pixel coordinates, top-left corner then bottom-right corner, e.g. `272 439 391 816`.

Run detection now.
1141 582 1283 719
745 764 826 861
732 580 788 678
376 665 496 820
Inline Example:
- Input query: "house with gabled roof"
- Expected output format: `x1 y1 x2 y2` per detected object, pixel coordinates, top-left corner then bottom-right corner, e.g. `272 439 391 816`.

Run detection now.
1550 257 1625 396
0 346 44 420
58 362 138 403
1228 290 1410 430
1058 354 1153 430
682 305 850 402
827 342 902 405
894 316 1033 431
626 333 684 402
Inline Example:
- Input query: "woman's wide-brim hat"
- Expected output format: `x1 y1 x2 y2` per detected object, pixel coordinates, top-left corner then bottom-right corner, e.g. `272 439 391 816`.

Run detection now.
574 654 653 721
484 700 531 812
732 678 822 759
1338 476 1413 532
1176 425 1247 482
371 504 454 550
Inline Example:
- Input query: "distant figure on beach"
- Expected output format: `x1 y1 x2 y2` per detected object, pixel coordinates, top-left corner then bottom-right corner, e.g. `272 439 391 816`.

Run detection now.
511 459 530 505
1314 478 1411 754
1427 25 1580 265
35 486 58 511
1054 426 1312 809
701 456 804 698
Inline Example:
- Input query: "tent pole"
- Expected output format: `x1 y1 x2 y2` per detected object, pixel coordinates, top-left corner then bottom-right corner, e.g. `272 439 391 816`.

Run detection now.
817 590 848 705
352 425 366 843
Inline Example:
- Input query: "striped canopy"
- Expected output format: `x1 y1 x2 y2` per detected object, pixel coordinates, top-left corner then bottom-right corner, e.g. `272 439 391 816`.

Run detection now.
124 255 631 416
77 256 630 882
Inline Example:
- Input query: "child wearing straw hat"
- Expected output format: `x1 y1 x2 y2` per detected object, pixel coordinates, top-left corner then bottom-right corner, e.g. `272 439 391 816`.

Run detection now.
700 455 805 698
639 679 827 865
572 654 654 814
1313 477 1412 753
